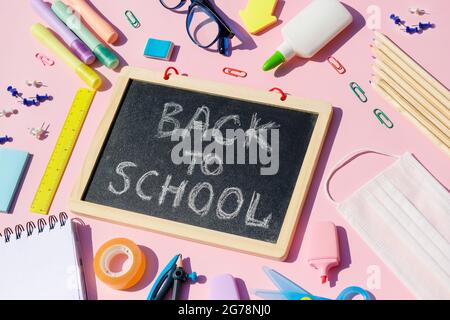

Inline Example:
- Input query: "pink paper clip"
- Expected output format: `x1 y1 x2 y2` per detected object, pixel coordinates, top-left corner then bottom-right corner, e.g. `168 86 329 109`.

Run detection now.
327 56 346 74
223 67 247 78
35 53 55 66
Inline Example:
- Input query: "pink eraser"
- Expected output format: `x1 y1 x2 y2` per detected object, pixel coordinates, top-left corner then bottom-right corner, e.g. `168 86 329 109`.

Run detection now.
306 221 340 284
209 274 240 300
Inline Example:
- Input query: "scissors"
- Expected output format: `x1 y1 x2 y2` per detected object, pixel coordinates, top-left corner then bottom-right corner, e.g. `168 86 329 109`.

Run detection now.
254 266 372 300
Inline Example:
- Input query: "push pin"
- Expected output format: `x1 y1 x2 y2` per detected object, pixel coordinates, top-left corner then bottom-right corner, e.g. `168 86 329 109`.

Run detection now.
0 109 18 117
417 22 434 30
7 86 21 98
26 80 45 88
0 135 13 144
35 94 50 103
389 14 404 25
22 98 38 107
404 26 420 34
409 7 428 15
29 123 50 140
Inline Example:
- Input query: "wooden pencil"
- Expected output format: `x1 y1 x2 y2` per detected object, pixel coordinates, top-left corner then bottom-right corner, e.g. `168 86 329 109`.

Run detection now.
372 78 450 156
373 64 450 136
372 46 450 122
374 31 450 106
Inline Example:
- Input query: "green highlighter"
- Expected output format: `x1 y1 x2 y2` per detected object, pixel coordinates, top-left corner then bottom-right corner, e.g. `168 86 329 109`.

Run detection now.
52 0 119 69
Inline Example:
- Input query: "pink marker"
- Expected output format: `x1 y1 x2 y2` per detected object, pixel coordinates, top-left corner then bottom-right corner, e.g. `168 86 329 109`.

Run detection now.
306 221 340 284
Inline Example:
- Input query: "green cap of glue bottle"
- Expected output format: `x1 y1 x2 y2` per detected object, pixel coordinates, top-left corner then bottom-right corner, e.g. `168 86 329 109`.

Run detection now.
262 0 353 71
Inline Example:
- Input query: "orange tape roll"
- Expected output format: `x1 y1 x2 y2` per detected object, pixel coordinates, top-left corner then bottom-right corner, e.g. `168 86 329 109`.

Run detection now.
94 238 146 290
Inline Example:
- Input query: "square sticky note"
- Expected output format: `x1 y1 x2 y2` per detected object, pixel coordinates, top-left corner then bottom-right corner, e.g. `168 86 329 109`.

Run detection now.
0 148 30 212
144 38 174 61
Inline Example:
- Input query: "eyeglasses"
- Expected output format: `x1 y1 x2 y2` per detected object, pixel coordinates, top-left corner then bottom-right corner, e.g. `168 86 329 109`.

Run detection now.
159 0 235 55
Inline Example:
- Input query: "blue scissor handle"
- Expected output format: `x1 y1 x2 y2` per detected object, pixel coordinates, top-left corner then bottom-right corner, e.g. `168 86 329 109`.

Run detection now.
336 286 372 300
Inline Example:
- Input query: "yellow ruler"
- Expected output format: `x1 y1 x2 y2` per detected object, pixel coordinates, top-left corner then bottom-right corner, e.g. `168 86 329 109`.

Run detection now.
30 88 96 214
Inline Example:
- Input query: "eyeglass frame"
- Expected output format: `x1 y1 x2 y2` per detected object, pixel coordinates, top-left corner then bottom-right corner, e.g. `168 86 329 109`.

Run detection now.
159 0 235 55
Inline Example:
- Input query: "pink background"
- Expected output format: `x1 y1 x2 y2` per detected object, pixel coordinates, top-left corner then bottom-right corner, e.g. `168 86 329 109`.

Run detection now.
0 0 449 300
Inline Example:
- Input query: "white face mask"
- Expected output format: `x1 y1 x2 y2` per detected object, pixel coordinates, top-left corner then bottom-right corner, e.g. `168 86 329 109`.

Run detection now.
325 150 450 300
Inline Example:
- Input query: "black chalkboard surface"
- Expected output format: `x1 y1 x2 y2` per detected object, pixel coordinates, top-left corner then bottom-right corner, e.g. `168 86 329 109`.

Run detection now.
71 68 332 259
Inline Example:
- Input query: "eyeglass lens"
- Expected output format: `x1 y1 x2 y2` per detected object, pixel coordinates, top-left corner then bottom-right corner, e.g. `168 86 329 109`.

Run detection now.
187 5 220 48
160 0 185 10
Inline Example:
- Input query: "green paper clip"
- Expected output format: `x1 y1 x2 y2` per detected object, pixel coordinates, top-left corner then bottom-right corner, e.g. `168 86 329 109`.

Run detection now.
374 108 394 129
350 81 367 103
125 10 140 28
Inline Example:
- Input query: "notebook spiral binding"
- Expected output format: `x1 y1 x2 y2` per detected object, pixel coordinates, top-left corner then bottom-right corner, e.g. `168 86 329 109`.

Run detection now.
0 212 68 243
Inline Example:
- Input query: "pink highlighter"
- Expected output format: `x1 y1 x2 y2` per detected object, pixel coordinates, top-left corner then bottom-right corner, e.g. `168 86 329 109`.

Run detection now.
306 221 340 284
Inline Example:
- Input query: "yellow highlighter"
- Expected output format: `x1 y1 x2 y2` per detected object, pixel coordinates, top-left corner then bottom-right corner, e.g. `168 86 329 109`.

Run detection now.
31 23 102 90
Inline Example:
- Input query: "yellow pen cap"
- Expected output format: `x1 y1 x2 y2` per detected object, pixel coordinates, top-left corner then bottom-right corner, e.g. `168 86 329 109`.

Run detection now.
75 64 102 90
30 23 101 89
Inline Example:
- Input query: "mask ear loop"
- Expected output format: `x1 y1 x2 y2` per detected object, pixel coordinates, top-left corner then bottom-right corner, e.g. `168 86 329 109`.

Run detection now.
325 149 401 204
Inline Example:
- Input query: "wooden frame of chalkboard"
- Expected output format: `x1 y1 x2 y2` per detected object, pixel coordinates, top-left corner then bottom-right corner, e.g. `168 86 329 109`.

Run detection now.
70 67 332 260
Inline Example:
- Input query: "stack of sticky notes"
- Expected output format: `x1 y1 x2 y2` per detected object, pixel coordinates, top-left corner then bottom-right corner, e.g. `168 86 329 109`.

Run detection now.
0 148 30 213
144 38 174 61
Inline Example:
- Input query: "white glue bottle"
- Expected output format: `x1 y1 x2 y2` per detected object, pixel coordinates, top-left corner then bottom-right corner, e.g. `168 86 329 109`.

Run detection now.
263 0 353 71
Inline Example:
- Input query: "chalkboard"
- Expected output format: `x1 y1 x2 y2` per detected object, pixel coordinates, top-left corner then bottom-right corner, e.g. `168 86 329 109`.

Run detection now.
71 67 332 260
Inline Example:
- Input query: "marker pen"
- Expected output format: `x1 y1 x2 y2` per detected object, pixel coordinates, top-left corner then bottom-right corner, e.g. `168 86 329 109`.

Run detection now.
64 0 118 44
31 23 101 89
30 0 95 65
51 0 119 69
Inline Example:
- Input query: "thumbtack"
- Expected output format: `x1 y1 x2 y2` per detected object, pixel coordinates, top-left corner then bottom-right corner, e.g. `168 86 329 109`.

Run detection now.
25 80 45 88
0 135 13 144
409 7 428 15
417 22 434 30
389 14 404 25
29 123 50 140
7 86 21 98
0 109 19 118
22 98 38 107
35 94 50 103
403 26 420 34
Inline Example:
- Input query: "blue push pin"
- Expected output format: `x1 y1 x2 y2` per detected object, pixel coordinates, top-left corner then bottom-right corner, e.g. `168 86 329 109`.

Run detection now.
22 98 38 107
389 14 403 25
0 135 12 144
7 86 20 98
187 272 198 283
35 94 50 103
418 22 434 30
405 26 420 34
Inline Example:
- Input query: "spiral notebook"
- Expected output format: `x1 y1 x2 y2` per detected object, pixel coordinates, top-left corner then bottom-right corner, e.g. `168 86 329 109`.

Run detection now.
0 213 86 300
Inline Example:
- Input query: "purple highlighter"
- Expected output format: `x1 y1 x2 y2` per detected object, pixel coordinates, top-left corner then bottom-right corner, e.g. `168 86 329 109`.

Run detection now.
30 0 95 64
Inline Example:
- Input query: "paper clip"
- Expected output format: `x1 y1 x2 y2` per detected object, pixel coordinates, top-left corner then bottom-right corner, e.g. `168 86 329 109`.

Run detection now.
223 67 247 78
125 10 140 28
373 108 394 129
35 53 55 66
327 56 346 74
350 82 367 103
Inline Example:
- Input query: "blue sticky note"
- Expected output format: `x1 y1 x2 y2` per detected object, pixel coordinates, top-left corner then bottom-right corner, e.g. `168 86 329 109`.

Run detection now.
144 38 174 61
0 148 29 213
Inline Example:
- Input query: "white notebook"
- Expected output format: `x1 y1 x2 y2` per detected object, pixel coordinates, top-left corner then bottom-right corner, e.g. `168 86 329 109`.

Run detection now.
0 213 86 300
